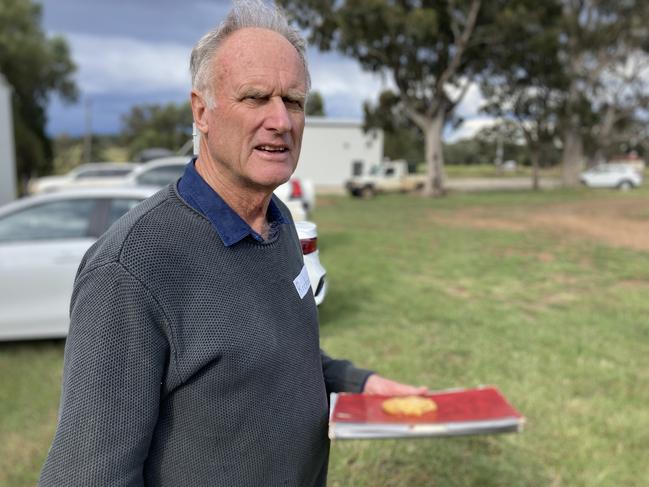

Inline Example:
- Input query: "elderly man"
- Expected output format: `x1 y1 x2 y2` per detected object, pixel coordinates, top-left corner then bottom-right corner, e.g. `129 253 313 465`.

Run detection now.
40 1 423 486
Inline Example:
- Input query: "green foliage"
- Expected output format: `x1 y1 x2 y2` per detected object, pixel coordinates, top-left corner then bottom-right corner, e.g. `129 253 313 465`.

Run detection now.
0 0 77 180
555 1 649 178
305 90 325 116
120 101 192 159
51 134 125 174
280 0 498 113
479 1 565 175
444 138 490 166
278 0 538 195
364 90 424 165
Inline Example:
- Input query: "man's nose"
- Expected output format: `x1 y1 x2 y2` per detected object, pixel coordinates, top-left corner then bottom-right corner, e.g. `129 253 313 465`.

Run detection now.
264 97 292 133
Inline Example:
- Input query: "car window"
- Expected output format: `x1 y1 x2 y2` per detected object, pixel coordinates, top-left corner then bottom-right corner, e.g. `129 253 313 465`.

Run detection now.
135 165 185 187
107 198 143 227
0 199 96 242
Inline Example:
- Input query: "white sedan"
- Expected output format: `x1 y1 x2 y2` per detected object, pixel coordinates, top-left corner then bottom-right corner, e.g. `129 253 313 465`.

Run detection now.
580 164 643 190
0 187 326 341
27 162 137 194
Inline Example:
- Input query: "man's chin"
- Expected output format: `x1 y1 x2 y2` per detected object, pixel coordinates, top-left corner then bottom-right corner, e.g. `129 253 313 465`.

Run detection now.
256 167 296 188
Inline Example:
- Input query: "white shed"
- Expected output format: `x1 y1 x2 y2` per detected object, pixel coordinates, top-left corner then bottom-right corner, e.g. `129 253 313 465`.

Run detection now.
0 73 17 205
294 117 383 193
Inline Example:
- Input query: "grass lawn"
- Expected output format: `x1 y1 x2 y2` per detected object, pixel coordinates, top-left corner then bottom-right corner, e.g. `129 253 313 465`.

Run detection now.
1 186 648 486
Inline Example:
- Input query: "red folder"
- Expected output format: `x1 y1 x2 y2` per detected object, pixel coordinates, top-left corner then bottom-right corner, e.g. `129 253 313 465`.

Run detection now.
329 386 524 440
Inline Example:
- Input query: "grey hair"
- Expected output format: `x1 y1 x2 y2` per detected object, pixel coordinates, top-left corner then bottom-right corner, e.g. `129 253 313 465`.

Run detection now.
190 0 311 108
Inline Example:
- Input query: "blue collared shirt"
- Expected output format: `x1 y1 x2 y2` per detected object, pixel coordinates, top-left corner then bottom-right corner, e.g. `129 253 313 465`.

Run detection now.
177 158 288 246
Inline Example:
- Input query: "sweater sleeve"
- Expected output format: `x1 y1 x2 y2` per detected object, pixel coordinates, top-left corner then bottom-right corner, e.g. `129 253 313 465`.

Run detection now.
320 349 374 394
40 262 171 487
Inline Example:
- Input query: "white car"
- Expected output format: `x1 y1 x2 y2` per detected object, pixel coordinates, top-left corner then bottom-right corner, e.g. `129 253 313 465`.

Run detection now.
125 157 313 221
580 164 643 190
0 188 327 341
27 162 138 194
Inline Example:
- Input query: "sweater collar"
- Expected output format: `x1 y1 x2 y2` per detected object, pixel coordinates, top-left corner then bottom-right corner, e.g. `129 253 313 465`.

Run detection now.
177 158 288 247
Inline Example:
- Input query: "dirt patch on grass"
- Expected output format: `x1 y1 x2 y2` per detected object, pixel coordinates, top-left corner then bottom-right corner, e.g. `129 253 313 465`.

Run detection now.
615 279 649 289
433 197 649 251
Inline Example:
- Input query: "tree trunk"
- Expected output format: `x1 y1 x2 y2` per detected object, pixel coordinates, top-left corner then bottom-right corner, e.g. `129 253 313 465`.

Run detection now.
561 119 584 187
530 149 540 191
592 104 616 167
423 112 446 197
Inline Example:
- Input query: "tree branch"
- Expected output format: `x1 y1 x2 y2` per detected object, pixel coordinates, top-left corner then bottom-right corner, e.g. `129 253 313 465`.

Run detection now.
434 0 481 96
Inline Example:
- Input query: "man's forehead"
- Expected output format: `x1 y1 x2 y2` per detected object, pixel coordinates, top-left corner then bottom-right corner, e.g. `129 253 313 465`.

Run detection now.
212 27 305 80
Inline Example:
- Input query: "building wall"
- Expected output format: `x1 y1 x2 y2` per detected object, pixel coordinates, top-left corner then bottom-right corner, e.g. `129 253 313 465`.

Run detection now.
0 74 17 205
294 117 383 193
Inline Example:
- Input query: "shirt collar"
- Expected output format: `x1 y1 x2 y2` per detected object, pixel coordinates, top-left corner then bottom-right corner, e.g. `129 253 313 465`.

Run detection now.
177 158 288 247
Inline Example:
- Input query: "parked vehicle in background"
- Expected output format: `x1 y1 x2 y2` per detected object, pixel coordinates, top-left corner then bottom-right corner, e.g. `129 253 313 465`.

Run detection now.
124 156 188 187
0 188 327 341
27 162 137 194
345 159 425 197
0 187 156 340
126 157 314 220
294 220 327 306
580 164 643 190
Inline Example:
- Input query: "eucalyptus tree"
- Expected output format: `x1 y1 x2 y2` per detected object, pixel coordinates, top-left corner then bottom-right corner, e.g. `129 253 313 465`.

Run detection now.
556 0 649 185
278 0 522 196
479 0 565 189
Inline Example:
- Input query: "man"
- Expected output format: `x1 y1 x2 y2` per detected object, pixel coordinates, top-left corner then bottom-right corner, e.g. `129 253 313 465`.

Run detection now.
40 1 423 485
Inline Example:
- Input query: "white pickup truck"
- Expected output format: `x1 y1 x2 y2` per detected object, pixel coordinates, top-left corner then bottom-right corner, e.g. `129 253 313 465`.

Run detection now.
345 160 426 197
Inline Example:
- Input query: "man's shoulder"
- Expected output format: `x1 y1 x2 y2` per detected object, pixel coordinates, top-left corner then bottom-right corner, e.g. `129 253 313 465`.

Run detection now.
78 186 192 276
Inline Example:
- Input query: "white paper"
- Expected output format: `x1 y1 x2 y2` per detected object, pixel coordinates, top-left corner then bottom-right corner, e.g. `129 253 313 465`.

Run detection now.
293 264 310 299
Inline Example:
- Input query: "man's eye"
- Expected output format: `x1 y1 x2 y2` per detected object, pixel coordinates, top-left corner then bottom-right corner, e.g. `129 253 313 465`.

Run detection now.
284 98 304 110
243 94 266 102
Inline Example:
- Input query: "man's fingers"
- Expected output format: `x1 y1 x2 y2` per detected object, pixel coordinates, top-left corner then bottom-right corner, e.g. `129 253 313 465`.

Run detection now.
363 374 429 395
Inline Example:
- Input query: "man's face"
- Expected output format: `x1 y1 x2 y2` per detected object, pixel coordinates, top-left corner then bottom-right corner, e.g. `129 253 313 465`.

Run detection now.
198 28 307 192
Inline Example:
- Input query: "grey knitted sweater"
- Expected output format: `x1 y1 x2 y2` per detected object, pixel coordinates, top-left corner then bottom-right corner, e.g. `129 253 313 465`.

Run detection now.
40 185 371 486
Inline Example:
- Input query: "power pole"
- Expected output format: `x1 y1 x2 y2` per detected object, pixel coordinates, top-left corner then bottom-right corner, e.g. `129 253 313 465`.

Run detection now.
83 96 92 163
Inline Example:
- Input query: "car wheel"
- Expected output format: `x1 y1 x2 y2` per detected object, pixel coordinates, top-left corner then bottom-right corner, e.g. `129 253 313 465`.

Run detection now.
618 180 633 191
360 185 376 198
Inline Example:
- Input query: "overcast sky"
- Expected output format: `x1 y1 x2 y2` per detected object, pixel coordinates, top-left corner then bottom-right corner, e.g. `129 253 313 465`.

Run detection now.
39 0 487 140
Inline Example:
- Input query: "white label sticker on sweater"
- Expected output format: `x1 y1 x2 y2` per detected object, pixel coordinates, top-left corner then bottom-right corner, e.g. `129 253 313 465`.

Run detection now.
293 264 310 299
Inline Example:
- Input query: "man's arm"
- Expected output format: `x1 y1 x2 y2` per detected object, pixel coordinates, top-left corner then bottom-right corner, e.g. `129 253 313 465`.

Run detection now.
40 263 171 487
320 350 373 393
320 351 426 395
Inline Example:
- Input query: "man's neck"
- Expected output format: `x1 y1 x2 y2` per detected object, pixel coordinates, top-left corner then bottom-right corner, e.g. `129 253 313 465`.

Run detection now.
195 156 272 237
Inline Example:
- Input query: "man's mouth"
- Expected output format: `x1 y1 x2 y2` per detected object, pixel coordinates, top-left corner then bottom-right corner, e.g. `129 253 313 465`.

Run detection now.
255 145 289 153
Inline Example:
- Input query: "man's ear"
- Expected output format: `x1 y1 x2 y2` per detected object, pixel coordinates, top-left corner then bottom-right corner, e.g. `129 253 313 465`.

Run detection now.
191 90 209 134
